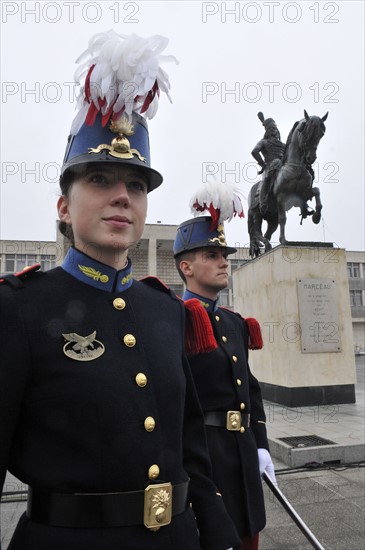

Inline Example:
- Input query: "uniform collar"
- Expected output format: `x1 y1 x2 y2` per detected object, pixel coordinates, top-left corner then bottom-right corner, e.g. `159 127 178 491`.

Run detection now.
182 289 218 312
61 247 133 292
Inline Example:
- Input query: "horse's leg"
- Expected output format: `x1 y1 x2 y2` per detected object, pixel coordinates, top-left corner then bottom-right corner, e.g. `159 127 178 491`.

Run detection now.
255 210 275 254
277 195 288 244
263 219 277 252
248 209 261 257
311 187 322 224
248 205 274 257
256 225 272 254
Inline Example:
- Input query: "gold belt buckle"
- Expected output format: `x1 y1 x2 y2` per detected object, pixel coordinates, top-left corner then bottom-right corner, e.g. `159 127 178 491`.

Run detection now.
226 411 241 431
144 482 172 530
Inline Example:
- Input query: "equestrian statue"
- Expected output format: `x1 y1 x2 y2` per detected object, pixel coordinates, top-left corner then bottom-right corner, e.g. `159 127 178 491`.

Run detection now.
247 110 328 258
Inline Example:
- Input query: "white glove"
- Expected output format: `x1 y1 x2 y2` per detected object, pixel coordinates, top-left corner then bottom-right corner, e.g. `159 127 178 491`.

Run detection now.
257 448 276 483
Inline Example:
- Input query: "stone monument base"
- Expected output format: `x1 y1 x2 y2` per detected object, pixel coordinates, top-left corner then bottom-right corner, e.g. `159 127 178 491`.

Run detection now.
232 244 357 407
259 381 355 407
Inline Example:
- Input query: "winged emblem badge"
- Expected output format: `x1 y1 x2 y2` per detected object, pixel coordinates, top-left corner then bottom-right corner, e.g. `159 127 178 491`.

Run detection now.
62 331 105 361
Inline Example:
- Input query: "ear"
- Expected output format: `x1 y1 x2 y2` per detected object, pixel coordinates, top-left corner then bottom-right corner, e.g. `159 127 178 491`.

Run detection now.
57 195 71 224
179 259 193 279
322 112 328 122
304 109 309 121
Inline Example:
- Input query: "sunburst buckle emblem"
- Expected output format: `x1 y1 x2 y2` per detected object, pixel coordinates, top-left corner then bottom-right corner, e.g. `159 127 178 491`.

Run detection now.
144 482 172 530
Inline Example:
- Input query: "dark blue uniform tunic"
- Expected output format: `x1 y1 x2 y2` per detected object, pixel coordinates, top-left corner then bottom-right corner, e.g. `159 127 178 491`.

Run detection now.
183 291 269 540
0 249 239 550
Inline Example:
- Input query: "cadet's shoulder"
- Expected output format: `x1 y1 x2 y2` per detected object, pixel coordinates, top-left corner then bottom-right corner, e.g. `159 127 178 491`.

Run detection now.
218 307 263 349
0 264 42 290
0 265 63 298
135 277 184 322
138 276 182 303
218 306 244 321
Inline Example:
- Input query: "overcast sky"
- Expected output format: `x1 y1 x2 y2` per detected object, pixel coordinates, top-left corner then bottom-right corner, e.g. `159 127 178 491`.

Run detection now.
1 0 364 252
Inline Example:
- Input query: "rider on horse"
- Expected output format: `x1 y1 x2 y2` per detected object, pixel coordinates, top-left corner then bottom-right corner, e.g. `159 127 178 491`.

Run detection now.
251 112 314 219
251 112 285 216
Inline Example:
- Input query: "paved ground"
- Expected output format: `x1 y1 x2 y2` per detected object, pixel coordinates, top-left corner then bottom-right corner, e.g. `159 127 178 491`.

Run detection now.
265 355 364 469
1 356 364 549
261 458 364 549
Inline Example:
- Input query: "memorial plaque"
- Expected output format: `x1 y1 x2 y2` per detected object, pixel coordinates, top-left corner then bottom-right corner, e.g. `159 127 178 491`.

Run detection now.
297 278 341 353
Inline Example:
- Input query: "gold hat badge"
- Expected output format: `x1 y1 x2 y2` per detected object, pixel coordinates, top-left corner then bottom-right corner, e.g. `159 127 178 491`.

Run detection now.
88 115 146 161
208 224 228 247
62 331 105 361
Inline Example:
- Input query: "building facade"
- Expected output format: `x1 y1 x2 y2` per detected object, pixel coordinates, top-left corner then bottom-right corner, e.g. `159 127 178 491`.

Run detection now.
1 225 364 352
346 251 365 353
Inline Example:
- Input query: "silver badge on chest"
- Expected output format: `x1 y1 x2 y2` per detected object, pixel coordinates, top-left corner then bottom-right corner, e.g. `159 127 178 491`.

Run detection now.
62 331 105 361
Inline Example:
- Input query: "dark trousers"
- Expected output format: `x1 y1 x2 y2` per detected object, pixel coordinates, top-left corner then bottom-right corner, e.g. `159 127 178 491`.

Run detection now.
239 533 259 550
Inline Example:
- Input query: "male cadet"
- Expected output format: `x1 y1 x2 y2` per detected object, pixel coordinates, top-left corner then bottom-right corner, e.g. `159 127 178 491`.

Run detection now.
174 191 276 550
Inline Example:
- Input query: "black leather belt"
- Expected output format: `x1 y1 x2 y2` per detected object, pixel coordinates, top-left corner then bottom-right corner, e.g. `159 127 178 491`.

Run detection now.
204 411 250 431
27 480 189 530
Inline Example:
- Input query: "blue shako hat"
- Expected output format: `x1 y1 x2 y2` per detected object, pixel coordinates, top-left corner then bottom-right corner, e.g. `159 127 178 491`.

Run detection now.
61 112 163 192
60 30 177 193
173 216 237 257
174 180 244 257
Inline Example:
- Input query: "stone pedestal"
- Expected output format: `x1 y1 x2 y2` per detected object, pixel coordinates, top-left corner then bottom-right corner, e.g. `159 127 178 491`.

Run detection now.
232 245 356 406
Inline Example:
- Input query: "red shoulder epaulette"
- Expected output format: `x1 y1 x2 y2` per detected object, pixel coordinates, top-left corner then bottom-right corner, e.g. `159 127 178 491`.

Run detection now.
184 298 218 355
219 307 263 350
0 264 41 288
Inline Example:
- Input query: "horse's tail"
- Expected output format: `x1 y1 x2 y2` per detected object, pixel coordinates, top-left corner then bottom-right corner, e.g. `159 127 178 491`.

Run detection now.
247 200 254 237
248 181 261 210
247 181 262 237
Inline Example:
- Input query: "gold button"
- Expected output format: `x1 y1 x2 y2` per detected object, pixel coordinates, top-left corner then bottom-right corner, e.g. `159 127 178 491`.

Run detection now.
144 417 156 432
123 334 136 347
148 464 160 480
236 378 242 386
113 297 126 310
240 427 245 433
136 373 147 387
240 402 245 410
215 315 220 322
232 355 238 363
222 336 227 343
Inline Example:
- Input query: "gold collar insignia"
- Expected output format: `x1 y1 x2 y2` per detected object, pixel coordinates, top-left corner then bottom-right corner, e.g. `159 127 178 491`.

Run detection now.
62 331 105 362
78 264 109 283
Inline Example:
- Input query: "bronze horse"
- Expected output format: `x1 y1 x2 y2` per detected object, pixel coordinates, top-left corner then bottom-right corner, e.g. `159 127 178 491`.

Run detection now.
248 110 328 257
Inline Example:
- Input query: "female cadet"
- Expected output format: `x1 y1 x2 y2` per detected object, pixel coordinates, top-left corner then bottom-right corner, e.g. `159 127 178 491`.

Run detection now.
0 31 238 550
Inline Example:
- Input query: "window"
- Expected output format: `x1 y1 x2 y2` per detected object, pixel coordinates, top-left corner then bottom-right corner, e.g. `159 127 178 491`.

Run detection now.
218 288 230 307
169 284 184 298
347 262 360 278
230 259 248 272
41 255 56 271
5 254 15 272
5 254 36 273
350 290 363 307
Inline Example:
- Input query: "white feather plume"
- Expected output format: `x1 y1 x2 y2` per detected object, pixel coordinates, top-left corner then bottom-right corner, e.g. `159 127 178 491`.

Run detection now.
70 30 178 135
189 181 244 224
